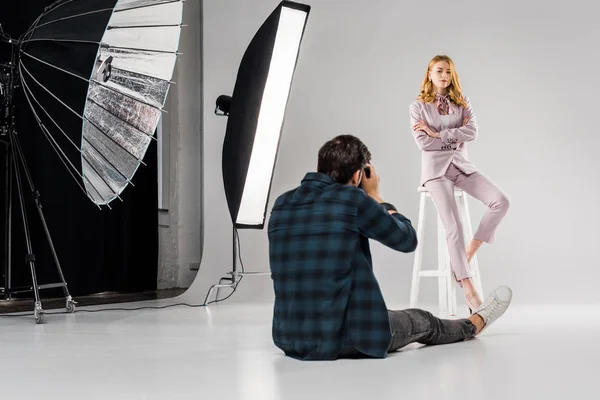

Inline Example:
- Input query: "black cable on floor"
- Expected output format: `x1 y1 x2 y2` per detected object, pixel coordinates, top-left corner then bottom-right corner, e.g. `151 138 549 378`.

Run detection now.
0 229 247 318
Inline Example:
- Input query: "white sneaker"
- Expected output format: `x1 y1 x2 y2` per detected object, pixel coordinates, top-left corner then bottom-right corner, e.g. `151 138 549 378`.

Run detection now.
474 286 512 334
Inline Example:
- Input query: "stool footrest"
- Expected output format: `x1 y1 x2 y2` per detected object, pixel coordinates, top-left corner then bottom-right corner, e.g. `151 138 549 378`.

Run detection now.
418 271 451 277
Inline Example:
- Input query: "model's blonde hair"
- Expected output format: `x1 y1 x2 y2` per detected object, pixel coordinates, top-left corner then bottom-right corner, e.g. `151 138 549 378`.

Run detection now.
417 55 467 108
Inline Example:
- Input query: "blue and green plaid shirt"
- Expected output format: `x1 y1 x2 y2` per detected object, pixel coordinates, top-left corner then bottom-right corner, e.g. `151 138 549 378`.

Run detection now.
268 172 418 360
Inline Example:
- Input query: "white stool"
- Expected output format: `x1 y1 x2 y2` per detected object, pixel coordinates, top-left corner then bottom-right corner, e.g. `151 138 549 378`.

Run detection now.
409 187 484 316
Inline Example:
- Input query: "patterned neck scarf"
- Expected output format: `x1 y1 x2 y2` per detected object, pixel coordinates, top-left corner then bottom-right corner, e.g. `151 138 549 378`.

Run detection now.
435 93 453 115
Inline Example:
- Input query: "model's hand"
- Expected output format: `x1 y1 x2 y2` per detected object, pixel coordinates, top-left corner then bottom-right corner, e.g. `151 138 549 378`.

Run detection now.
359 163 381 201
413 120 440 138
428 128 441 138
463 116 470 126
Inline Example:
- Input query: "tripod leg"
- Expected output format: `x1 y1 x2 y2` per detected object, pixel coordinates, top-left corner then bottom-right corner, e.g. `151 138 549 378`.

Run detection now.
13 135 76 312
9 132 44 323
4 141 13 300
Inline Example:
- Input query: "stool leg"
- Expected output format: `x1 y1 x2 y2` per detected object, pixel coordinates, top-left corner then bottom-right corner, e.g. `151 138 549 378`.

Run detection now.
461 194 484 298
439 214 457 316
450 276 458 316
410 192 427 308
437 212 448 314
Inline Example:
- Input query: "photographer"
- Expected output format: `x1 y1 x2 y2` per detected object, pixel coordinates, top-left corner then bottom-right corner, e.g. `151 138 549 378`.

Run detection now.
267 134 512 361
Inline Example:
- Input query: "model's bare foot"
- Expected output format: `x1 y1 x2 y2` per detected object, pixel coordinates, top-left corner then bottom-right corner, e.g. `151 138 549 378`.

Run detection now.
465 239 484 263
462 278 483 311
465 291 483 311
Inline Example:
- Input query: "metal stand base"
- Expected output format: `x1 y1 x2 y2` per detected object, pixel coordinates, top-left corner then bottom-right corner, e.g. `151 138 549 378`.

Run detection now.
203 226 270 305
204 271 271 305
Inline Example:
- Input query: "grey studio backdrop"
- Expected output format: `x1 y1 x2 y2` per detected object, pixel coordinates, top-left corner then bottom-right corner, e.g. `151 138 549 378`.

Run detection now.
169 0 600 307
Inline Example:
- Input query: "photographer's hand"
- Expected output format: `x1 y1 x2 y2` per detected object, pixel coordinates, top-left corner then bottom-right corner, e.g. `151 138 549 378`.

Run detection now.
360 164 397 214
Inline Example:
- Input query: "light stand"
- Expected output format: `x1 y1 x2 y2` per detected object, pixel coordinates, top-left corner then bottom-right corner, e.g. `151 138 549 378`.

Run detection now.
204 95 271 304
203 1 310 305
0 32 76 323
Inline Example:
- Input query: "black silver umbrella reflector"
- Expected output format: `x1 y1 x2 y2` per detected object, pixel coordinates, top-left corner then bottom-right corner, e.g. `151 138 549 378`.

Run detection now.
18 0 184 206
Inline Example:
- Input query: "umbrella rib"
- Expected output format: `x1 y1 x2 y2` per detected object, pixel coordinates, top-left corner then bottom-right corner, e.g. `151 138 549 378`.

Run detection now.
21 39 178 56
104 44 178 55
87 97 157 141
107 24 182 30
19 69 105 205
25 4 113 39
91 78 164 115
24 8 115 34
99 59 177 84
19 0 75 43
20 60 85 121
21 38 100 46
20 66 127 200
20 49 89 83
43 0 78 17
108 64 176 86
114 0 182 14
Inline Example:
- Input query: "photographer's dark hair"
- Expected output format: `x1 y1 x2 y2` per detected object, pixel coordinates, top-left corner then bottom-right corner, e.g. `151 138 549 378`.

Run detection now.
317 135 371 184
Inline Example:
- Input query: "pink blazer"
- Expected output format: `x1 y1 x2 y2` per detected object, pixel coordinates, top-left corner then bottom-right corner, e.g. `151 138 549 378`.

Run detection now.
409 97 479 186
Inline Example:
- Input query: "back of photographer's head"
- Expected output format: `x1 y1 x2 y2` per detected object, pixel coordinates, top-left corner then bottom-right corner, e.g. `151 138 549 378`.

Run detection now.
317 135 371 184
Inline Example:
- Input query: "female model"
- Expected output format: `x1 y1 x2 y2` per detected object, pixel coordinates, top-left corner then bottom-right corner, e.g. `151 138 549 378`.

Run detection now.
409 55 510 311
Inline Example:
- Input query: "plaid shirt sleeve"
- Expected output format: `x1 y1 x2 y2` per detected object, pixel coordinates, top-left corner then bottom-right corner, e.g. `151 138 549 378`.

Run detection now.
356 193 418 253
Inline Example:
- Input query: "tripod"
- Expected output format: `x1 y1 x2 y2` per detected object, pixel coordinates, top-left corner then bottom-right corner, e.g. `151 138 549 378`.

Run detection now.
0 39 75 324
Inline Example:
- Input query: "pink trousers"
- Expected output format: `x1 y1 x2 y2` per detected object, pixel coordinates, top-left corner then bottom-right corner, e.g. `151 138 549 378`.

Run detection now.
424 163 510 283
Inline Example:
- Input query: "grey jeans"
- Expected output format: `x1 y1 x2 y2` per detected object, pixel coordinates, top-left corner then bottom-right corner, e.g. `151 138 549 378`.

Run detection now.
339 309 477 358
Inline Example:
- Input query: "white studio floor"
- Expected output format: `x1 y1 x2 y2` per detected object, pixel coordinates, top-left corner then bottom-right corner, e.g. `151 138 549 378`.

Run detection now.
0 301 598 400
